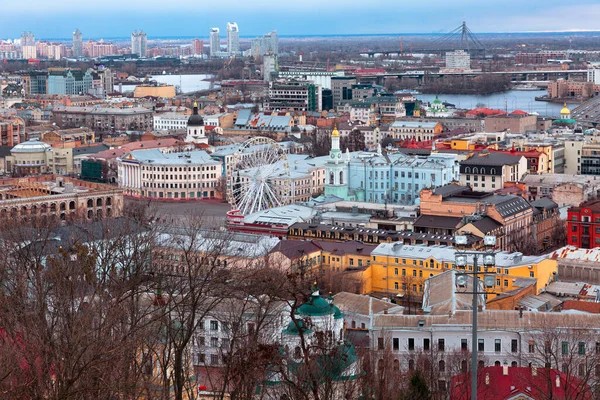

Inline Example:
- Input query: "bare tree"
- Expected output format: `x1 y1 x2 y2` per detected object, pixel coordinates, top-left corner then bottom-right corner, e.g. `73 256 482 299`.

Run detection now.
522 319 599 400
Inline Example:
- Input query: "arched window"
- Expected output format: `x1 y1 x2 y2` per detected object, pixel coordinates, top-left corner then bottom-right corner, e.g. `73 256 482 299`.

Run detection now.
490 168 496 175
393 359 400 371
339 171 343 185
294 347 301 358
377 359 384 372
409 359 415 371
439 360 446 373
473 167 478 174
511 361 518 367
461 360 468 373
478 360 485 369
329 171 334 185
494 361 501 367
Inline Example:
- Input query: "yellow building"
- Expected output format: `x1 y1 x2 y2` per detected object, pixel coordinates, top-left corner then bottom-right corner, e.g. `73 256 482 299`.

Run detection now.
369 242 557 300
268 240 377 294
134 85 177 98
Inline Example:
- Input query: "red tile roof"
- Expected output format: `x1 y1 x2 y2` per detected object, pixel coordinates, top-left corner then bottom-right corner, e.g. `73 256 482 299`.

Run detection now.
465 108 507 117
451 366 592 400
562 300 600 313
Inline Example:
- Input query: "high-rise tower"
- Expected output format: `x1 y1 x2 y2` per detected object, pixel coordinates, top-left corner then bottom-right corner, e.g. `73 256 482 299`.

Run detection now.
131 31 147 58
73 29 83 57
210 28 220 57
227 22 239 55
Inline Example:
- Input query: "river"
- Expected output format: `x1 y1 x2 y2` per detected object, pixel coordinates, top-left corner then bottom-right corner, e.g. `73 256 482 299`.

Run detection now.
416 90 577 118
149 74 215 93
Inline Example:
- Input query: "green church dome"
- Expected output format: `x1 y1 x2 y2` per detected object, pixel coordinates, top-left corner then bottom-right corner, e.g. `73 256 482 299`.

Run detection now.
283 320 312 336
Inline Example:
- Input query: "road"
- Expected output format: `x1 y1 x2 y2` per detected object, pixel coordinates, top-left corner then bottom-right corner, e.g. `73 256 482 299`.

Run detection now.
125 198 232 227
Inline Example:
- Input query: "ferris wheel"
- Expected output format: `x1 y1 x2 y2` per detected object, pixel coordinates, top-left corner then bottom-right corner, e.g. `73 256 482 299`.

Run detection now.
228 137 292 216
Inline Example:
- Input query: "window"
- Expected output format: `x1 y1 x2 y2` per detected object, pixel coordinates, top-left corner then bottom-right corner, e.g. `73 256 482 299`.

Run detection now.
394 282 399 290
409 359 415 371
210 320 219 331
408 338 415 351
211 337 218 347
393 338 399 351
545 341 552 354
439 360 446 373
198 353 205 364
210 354 219 365
438 339 445 352
596 342 600 354
579 342 586 355
461 339 468 351
495 339 501 353
424 338 430 351
529 341 535 353
562 341 569 355
378 337 384 350
394 268 399 275
478 339 484 352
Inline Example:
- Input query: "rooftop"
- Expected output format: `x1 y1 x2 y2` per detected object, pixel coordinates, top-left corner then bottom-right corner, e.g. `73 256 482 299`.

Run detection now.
122 149 219 166
372 243 548 267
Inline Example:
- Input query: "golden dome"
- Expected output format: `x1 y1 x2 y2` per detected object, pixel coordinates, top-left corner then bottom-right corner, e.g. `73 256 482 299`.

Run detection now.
560 102 570 115
332 124 339 137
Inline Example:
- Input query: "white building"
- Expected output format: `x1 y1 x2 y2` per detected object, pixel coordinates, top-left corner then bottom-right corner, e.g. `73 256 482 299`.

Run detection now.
587 63 600 84
263 53 278 82
22 45 37 59
131 30 147 58
278 70 344 90
72 29 82 57
153 113 189 131
251 31 278 56
445 50 471 70
209 28 220 57
117 148 221 199
226 22 239 55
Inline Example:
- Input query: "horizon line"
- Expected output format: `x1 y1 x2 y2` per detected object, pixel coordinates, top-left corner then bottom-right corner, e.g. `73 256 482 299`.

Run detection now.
5 29 600 42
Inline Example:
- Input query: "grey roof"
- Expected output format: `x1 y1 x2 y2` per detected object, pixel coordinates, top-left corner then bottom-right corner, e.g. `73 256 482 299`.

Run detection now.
73 144 110 156
413 215 462 229
124 149 219 166
422 270 482 315
372 243 549 267
530 197 559 210
470 217 502 234
460 152 523 167
333 292 404 316
432 183 466 198
445 193 533 218
391 121 439 129
235 109 252 126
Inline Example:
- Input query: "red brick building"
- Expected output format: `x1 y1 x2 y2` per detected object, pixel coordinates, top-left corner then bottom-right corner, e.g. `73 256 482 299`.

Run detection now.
567 200 600 249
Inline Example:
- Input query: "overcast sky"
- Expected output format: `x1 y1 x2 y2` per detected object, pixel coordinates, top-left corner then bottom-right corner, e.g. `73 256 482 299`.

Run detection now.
2 0 600 39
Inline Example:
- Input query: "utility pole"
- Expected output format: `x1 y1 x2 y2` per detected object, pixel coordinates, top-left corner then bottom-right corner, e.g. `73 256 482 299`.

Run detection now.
455 235 497 400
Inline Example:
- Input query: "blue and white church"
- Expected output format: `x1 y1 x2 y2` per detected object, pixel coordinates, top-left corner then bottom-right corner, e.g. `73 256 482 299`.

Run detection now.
324 126 459 204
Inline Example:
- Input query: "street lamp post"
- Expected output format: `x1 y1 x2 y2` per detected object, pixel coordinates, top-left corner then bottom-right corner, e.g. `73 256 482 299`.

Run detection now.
454 234 497 400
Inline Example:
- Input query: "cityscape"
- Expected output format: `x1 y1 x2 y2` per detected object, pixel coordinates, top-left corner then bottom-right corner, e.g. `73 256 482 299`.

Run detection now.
3 2 600 399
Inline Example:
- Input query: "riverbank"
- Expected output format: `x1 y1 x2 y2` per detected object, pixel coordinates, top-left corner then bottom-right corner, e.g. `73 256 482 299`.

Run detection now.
417 90 578 117
534 96 587 105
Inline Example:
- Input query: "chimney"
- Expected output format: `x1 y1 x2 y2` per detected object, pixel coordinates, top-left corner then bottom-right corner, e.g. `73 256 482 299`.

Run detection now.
503 364 509 376
555 375 561 388
532 366 538 376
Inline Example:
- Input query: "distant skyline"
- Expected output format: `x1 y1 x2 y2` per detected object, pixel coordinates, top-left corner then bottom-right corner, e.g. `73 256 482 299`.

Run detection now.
2 0 600 39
